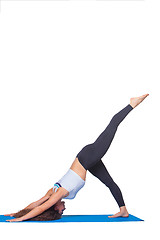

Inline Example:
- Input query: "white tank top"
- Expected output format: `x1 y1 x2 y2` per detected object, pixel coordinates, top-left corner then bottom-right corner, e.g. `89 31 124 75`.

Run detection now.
53 169 85 199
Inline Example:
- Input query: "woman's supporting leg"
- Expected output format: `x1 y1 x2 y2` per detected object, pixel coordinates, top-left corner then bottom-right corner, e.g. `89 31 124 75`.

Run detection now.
88 159 125 208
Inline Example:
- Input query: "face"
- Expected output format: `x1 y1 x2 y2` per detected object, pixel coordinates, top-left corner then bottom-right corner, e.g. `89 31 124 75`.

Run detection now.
54 200 66 214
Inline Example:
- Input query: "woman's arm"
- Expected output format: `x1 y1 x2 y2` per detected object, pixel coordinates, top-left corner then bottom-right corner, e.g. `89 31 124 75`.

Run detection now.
23 188 53 209
7 188 64 222
5 188 53 217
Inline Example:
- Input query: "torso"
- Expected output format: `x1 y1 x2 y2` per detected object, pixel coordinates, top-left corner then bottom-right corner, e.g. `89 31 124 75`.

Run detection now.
51 157 87 198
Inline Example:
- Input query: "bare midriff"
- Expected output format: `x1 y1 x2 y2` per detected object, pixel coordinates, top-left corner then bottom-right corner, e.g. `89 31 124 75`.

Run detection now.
70 157 87 181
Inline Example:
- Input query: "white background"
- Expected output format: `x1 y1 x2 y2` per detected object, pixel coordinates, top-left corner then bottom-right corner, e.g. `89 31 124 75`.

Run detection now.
0 0 160 239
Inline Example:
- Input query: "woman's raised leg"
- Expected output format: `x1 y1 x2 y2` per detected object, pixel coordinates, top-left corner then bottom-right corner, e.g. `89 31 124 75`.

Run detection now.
92 94 149 163
92 104 133 162
76 94 149 170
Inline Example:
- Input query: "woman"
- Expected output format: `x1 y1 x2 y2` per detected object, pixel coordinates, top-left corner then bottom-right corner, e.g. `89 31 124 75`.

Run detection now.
5 93 149 222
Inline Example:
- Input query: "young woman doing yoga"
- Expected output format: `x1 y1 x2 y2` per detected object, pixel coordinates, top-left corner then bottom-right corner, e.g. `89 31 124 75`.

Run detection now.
5 94 149 222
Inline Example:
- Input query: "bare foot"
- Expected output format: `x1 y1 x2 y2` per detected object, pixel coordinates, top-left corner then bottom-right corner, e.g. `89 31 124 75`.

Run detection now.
108 206 129 218
130 93 149 108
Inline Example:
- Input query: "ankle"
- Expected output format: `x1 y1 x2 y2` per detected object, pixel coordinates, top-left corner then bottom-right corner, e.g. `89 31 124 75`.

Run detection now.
130 103 135 108
120 206 127 212
130 98 136 108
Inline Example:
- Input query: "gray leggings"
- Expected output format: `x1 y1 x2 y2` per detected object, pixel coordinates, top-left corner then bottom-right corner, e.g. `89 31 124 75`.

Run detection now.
76 104 133 207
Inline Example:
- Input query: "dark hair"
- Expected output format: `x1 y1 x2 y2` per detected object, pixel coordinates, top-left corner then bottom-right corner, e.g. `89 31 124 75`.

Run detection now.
13 204 62 221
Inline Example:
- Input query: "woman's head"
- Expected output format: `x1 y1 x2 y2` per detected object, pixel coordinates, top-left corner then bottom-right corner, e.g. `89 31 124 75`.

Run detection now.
54 200 66 214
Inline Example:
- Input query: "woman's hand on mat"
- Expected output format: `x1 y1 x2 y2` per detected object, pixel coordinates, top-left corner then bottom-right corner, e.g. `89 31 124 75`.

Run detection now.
6 217 23 222
4 213 16 217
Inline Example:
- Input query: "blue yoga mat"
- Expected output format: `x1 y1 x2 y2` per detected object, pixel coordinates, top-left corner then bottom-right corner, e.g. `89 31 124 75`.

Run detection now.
0 214 143 222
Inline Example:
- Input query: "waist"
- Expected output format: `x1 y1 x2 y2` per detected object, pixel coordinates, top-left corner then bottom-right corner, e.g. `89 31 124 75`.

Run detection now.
70 157 87 181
